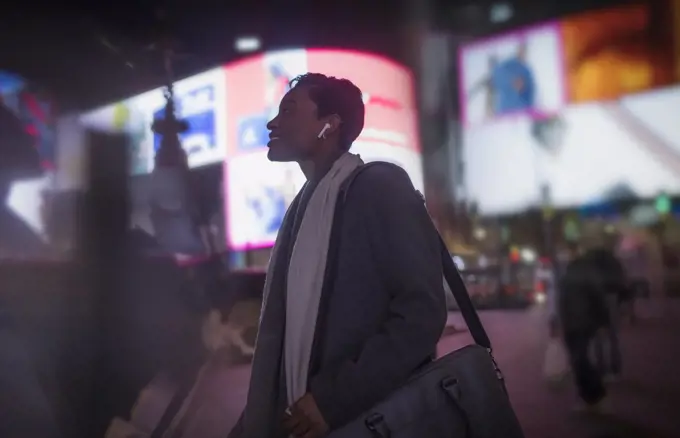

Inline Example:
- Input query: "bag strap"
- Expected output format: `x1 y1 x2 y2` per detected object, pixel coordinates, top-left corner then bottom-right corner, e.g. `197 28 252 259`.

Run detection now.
149 369 200 438
338 162 492 350
438 233 491 349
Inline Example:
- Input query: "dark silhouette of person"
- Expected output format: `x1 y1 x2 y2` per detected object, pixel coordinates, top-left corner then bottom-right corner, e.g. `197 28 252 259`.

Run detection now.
90 228 207 437
0 103 56 436
0 301 61 438
558 252 616 412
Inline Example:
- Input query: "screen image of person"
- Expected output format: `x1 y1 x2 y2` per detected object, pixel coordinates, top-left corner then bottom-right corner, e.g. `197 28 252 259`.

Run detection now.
460 24 566 126
468 42 535 116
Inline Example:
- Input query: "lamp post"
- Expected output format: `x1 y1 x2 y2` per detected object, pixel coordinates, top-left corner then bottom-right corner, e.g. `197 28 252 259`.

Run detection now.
149 41 217 257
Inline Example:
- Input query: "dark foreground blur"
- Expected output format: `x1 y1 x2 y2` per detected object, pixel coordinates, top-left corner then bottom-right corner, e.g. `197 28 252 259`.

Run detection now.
2 259 680 438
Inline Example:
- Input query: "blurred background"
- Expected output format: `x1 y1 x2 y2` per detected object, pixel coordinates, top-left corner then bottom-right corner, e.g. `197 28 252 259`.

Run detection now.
0 0 679 437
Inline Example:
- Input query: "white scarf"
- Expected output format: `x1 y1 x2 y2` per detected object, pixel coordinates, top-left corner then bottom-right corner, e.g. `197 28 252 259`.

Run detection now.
262 152 363 406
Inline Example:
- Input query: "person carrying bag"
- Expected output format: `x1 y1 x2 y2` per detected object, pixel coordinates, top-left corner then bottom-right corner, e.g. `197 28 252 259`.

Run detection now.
228 72 524 438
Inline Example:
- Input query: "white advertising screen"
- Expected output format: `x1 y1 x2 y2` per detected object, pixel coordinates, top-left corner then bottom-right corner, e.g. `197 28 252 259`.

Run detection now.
462 85 680 214
226 151 306 249
80 68 228 173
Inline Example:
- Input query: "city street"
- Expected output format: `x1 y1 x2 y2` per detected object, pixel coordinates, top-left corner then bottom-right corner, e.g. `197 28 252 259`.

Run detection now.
220 302 680 438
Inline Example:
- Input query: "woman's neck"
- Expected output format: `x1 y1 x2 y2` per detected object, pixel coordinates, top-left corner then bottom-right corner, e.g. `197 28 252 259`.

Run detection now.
299 149 345 182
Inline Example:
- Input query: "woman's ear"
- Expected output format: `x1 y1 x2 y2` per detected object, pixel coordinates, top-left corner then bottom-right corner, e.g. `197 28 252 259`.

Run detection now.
324 114 342 136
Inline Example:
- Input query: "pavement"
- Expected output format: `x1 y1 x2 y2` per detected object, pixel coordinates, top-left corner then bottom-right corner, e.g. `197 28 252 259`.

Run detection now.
219 301 680 438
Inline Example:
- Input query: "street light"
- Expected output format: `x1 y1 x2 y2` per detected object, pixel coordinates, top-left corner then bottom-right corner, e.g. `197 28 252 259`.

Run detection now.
235 36 262 53
144 14 214 257
152 85 189 169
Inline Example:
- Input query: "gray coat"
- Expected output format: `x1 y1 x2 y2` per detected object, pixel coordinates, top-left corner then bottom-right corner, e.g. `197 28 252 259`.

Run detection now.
230 163 447 437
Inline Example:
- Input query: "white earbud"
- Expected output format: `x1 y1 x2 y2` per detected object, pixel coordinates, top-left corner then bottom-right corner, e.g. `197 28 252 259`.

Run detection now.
318 123 331 139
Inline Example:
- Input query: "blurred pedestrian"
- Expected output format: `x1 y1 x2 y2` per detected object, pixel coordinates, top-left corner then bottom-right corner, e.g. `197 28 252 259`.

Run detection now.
0 91 59 437
558 256 611 412
583 248 626 381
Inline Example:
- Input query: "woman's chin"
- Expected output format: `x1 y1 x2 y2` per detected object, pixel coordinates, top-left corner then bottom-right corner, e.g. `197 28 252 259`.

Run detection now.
267 145 297 162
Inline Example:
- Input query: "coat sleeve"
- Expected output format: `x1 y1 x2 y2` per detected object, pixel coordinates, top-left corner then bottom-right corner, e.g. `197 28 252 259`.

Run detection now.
309 164 447 429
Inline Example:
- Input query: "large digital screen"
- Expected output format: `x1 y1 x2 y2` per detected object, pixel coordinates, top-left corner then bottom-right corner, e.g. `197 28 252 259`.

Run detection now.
225 49 423 250
80 68 228 173
457 2 680 215
463 85 680 214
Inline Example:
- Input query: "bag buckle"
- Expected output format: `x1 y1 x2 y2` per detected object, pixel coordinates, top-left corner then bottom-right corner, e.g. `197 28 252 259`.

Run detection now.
440 376 462 402
440 376 458 389
365 413 390 437
487 348 506 384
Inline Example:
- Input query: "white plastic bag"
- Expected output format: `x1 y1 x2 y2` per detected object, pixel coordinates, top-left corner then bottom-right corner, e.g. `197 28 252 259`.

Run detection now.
543 338 570 383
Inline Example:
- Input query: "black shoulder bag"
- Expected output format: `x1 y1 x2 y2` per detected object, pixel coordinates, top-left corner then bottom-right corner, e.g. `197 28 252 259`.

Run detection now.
325 162 525 438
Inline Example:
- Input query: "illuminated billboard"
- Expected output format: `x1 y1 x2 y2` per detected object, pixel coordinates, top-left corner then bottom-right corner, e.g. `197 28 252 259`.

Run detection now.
80 68 228 173
456 2 680 215
78 49 422 251
224 49 423 250
462 85 680 214
458 2 680 127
